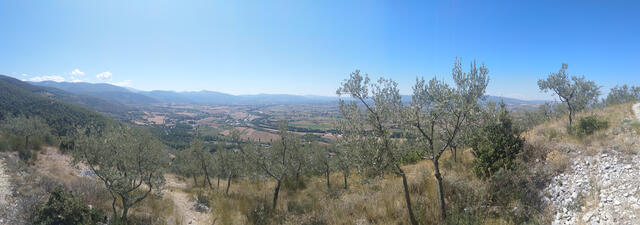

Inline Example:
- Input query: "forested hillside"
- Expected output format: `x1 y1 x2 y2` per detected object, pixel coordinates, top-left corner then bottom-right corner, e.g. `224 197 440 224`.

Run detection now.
0 75 113 135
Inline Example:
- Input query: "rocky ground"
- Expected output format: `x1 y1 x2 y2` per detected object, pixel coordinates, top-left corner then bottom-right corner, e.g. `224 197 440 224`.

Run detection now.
0 153 31 225
545 103 640 225
0 155 12 224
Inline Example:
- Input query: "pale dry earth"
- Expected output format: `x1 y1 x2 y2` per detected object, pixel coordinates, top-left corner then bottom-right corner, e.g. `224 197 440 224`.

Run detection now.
545 103 640 225
164 174 213 225
0 156 12 224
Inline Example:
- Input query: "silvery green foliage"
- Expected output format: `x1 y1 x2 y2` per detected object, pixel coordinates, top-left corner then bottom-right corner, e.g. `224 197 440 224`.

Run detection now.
336 70 407 176
406 59 489 161
538 63 600 128
173 142 201 181
189 138 215 187
242 121 304 209
404 59 489 221
72 125 168 221
337 70 420 225
249 122 302 180
606 84 640 106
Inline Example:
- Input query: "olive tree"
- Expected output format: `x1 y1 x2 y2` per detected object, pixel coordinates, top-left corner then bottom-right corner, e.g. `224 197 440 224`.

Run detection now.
173 147 201 186
215 144 242 195
1 115 50 153
337 70 419 225
333 144 353 189
606 84 640 106
309 143 333 190
404 59 489 221
190 139 215 188
538 63 600 129
72 125 169 223
244 121 301 210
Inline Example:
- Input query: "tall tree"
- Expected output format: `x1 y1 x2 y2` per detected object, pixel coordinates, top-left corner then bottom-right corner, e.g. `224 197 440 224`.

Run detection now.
1 115 50 153
538 63 600 129
337 71 419 225
72 125 168 224
404 59 489 221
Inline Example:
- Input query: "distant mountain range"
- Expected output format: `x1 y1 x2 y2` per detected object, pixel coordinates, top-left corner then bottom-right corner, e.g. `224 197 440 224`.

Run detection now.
29 81 549 108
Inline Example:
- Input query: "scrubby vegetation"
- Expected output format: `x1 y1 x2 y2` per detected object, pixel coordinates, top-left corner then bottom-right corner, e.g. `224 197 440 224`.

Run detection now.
0 61 638 225
32 186 105 225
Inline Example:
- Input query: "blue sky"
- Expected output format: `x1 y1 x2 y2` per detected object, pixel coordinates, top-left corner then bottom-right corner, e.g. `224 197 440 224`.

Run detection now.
1 1 639 100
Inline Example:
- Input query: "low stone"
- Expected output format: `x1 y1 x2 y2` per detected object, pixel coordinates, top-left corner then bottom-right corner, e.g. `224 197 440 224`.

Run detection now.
583 211 593 222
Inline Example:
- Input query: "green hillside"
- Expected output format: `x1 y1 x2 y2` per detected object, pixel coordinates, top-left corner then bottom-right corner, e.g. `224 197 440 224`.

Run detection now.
0 75 113 136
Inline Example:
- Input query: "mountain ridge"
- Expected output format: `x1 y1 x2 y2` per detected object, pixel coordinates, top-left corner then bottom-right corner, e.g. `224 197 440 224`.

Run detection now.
29 81 549 107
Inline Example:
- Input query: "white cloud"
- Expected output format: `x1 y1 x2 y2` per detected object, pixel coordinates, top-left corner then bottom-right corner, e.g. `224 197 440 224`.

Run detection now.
21 73 29 77
96 71 112 80
28 75 65 82
71 69 84 76
70 76 83 82
108 80 132 87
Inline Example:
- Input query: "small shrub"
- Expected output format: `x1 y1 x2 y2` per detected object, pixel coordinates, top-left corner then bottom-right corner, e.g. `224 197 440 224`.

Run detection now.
59 139 75 153
304 216 328 225
287 200 312 215
486 164 550 224
44 134 57 146
546 150 568 174
68 177 109 205
472 109 525 178
282 176 306 192
32 186 105 225
18 148 32 161
0 140 8 151
542 127 562 141
30 138 43 151
194 191 210 212
443 175 487 225
8 136 25 151
246 199 274 225
576 116 608 136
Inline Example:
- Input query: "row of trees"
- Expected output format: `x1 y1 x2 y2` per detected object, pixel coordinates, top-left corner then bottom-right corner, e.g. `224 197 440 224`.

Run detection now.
335 59 489 223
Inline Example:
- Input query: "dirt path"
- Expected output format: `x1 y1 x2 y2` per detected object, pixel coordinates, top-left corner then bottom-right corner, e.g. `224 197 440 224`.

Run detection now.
35 147 211 225
164 174 212 225
0 156 12 223
0 158 9 208
632 103 640 120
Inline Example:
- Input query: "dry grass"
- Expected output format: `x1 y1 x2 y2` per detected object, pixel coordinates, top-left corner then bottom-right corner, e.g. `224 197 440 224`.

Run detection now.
176 149 508 225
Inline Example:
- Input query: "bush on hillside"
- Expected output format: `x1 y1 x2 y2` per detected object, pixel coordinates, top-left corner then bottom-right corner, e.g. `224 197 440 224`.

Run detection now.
575 116 608 136
0 140 8 151
32 186 105 225
472 109 525 179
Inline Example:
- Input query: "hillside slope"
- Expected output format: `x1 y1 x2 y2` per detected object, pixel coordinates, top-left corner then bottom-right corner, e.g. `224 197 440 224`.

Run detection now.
534 103 640 225
0 75 112 135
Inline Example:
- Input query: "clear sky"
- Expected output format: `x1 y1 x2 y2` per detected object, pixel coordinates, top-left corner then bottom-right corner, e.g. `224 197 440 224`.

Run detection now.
1 1 639 100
